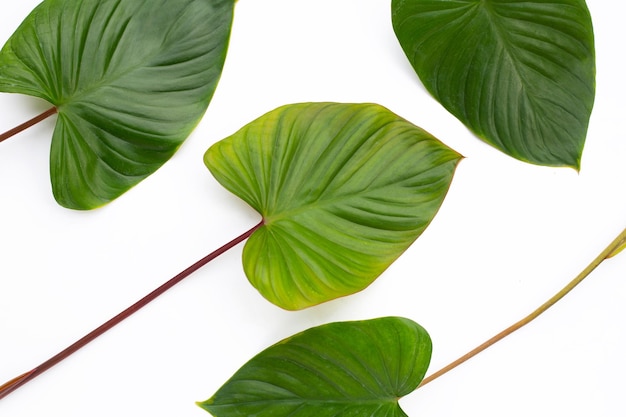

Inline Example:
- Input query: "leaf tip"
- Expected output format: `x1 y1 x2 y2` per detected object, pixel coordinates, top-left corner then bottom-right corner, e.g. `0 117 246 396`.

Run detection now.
567 152 583 172
196 399 211 409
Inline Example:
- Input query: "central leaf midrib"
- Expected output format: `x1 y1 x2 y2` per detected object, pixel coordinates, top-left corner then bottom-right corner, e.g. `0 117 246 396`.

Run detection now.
478 2 548 106
56 2 207 108
209 396 399 407
262 165 447 226
57 46 164 107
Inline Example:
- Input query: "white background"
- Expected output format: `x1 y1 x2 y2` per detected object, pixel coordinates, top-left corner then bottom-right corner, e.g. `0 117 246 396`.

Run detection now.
1 1 625 416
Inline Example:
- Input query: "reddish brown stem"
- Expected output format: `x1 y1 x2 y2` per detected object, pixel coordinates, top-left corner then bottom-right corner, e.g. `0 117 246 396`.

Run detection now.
0 107 57 143
0 220 263 400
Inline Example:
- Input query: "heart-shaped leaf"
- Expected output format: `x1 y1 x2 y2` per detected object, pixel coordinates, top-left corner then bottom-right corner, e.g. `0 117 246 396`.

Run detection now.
392 0 595 169
0 0 234 209
198 317 432 417
205 102 461 310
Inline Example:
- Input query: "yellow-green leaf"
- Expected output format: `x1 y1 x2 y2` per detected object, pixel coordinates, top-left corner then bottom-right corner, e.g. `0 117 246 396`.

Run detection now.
205 102 461 310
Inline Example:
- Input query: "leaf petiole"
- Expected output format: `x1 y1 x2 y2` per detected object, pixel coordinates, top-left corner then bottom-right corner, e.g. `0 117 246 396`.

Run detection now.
0 107 57 143
607 234 626 258
0 220 263 400
418 226 626 388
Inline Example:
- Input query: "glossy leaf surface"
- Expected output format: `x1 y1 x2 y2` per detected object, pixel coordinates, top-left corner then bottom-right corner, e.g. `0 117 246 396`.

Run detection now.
206 102 461 309
199 317 432 417
392 0 595 169
0 0 234 209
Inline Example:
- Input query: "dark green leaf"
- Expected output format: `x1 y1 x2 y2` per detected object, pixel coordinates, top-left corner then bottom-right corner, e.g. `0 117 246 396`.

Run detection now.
198 317 432 417
205 102 461 310
392 0 595 169
0 0 234 209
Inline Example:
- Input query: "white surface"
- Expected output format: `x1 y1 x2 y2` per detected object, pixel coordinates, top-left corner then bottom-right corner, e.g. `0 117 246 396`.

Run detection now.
0 1 624 416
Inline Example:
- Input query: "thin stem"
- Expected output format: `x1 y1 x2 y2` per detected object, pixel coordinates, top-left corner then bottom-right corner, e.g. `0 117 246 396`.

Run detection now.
419 226 626 388
0 220 263 400
607 233 626 258
0 107 57 143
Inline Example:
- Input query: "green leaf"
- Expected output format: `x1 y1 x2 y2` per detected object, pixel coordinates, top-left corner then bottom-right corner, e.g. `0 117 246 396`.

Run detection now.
198 317 432 417
205 102 461 310
0 0 234 209
392 0 595 169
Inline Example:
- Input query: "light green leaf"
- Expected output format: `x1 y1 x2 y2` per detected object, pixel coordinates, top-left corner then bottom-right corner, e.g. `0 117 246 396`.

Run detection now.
205 102 461 310
198 317 432 417
0 0 234 209
392 0 595 169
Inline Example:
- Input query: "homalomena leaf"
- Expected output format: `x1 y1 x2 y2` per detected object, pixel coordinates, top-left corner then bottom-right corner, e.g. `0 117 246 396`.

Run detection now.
199 317 432 417
0 0 233 209
205 103 461 310
392 0 595 169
